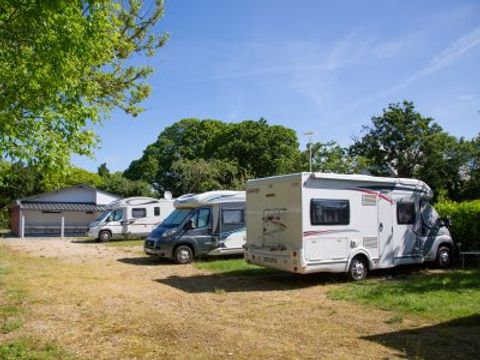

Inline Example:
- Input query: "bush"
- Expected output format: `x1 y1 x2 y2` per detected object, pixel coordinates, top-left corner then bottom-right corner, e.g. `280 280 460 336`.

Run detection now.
0 208 10 230
435 200 480 251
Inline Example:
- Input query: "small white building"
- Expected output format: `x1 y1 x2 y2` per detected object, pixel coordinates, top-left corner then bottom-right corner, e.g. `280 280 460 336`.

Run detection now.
10 185 120 237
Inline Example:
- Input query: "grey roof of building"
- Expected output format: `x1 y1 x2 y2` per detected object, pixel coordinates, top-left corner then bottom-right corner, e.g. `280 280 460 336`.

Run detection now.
20 202 106 212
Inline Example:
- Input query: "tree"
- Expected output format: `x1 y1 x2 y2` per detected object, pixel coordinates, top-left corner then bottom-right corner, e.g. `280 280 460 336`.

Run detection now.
124 118 300 195
461 134 480 199
350 101 446 177
0 0 168 169
303 141 363 173
97 162 110 178
99 172 155 198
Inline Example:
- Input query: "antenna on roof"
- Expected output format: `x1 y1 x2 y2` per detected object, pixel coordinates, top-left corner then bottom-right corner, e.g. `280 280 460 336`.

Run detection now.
164 191 172 200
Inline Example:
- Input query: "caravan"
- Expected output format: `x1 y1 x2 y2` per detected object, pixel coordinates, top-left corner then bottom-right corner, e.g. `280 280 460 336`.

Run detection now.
87 196 175 241
144 190 246 263
245 172 453 280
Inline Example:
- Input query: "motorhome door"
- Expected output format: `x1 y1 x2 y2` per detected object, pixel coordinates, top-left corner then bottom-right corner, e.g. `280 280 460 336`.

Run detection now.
377 195 394 267
394 199 421 263
188 207 215 253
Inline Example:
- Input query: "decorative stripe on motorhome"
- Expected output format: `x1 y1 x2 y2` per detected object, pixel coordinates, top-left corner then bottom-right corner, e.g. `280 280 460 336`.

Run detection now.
303 229 360 237
352 188 394 204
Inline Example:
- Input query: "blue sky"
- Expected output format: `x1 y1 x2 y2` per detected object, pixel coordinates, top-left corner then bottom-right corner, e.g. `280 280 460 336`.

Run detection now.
72 0 480 172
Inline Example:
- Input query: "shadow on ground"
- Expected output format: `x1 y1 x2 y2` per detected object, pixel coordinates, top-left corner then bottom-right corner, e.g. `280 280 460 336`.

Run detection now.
156 271 349 293
117 256 173 266
362 314 480 360
71 239 99 244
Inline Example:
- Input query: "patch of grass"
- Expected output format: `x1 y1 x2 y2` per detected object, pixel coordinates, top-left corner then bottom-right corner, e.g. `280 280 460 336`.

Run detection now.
1 318 23 334
0 338 77 360
194 258 279 276
104 239 144 247
328 270 480 321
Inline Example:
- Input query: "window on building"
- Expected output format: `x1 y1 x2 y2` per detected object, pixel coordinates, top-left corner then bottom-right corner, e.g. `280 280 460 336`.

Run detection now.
397 202 416 225
132 208 147 218
310 199 350 225
222 209 244 225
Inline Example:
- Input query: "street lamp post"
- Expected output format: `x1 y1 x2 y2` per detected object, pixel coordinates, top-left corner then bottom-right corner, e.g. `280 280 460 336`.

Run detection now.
304 131 314 173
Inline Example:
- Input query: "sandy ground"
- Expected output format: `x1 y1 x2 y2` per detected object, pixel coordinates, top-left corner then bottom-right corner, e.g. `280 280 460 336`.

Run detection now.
0 237 461 359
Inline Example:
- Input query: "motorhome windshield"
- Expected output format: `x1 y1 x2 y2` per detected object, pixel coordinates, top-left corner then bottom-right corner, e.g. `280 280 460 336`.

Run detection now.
161 208 192 227
95 210 111 222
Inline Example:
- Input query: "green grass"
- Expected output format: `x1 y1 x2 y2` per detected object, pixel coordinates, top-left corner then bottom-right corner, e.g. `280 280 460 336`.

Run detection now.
328 270 480 321
194 258 279 276
103 239 144 247
0 338 77 360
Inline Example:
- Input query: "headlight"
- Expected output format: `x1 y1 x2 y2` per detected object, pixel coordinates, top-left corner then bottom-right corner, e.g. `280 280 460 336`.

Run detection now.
161 229 177 238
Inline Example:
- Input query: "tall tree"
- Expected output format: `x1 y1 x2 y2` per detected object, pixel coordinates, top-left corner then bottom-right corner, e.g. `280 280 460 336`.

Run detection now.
124 118 300 195
350 101 445 177
0 0 168 170
303 141 363 173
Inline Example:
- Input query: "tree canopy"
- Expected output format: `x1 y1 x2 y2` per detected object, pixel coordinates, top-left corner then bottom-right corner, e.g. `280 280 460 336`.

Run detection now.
124 118 301 195
0 0 167 169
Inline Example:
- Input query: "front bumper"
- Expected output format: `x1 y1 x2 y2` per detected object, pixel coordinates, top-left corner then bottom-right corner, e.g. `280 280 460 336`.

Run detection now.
86 228 99 239
144 239 174 258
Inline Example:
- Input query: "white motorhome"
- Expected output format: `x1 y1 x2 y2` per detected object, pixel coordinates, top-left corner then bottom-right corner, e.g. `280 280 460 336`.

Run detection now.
245 172 453 280
144 190 246 263
87 196 175 241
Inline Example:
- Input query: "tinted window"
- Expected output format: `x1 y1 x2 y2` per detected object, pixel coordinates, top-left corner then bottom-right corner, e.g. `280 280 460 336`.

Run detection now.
310 199 349 225
162 209 191 227
132 208 146 218
397 202 416 224
111 209 123 221
195 208 211 228
154 207 160 216
222 209 244 225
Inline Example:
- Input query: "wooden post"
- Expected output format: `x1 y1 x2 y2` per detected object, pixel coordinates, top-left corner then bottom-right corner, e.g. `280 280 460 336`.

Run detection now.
61 215 65 239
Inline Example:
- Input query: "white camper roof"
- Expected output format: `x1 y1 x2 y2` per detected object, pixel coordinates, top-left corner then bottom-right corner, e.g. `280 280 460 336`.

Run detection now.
248 172 432 197
174 191 245 208
108 197 170 209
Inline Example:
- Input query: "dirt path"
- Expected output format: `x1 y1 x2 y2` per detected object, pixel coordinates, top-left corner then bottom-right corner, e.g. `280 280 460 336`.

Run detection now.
0 238 426 359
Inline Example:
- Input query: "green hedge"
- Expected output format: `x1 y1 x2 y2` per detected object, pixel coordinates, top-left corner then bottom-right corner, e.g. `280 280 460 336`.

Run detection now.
0 208 9 230
435 200 480 251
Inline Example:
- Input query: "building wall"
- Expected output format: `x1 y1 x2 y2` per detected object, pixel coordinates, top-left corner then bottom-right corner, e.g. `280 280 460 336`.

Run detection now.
26 186 96 203
96 191 119 205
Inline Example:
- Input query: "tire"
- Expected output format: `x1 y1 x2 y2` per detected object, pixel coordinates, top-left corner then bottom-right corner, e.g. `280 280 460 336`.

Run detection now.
98 230 112 242
349 256 368 281
174 245 194 264
435 246 451 269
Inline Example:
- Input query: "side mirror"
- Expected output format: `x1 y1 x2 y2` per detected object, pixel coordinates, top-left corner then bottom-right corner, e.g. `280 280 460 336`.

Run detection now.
438 217 452 228
106 216 112 223
183 219 194 230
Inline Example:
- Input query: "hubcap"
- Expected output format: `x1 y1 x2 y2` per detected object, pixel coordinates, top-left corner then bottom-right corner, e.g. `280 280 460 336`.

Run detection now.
439 250 450 266
177 248 191 262
352 260 365 280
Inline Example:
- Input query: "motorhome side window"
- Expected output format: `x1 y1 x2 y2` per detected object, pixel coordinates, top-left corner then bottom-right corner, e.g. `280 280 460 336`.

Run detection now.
154 207 160 216
222 209 244 225
397 202 416 225
310 199 349 225
132 208 147 218
194 208 211 228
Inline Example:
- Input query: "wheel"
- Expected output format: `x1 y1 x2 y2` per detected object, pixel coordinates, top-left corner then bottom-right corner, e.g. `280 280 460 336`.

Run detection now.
349 256 368 281
174 245 194 264
436 246 451 268
98 230 112 242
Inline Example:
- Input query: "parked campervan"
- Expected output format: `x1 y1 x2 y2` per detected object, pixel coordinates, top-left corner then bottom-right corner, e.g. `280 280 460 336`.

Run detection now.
144 190 246 264
87 195 175 241
245 172 453 280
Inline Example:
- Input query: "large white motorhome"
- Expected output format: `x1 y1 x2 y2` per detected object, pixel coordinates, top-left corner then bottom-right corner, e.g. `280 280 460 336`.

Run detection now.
245 172 453 280
144 190 246 264
87 196 175 241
